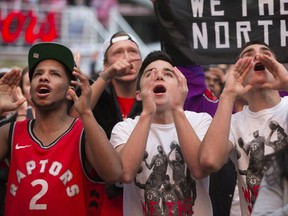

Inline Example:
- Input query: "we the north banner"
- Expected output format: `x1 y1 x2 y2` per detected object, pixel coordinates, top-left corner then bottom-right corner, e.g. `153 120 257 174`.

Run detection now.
153 0 288 65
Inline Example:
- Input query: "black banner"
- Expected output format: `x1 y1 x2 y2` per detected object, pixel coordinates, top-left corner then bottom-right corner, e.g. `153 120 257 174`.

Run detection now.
154 0 288 65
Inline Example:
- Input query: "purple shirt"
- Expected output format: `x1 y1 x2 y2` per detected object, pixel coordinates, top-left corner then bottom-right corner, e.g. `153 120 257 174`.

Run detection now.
178 65 218 117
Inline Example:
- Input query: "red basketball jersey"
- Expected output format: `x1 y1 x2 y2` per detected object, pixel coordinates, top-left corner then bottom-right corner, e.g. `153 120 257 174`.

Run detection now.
5 119 90 216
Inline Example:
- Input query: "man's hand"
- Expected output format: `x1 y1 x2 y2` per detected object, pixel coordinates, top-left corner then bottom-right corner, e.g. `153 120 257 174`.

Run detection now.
222 57 253 99
67 67 92 116
101 58 141 81
170 67 188 111
138 69 157 117
256 54 288 91
0 68 26 115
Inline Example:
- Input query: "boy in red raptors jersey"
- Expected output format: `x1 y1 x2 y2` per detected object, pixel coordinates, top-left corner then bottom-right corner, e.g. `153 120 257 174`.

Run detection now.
0 42 122 216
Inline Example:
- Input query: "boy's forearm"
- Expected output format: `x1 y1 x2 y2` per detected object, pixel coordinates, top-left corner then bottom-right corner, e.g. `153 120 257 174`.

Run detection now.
81 110 123 183
199 92 235 172
90 77 107 109
118 112 152 183
173 109 210 178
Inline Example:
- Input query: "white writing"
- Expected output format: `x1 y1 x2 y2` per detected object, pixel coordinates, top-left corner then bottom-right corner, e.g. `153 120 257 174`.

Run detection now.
191 20 288 49
10 159 79 198
190 0 288 17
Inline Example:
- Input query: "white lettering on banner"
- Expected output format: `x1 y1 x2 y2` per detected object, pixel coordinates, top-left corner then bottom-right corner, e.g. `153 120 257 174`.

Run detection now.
281 20 288 46
258 20 273 44
191 20 288 49
210 0 224 16
190 0 288 17
236 22 251 48
259 0 274 16
187 1 288 52
281 0 288 14
242 0 247 17
190 0 204 17
192 22 207 49
215 22 229 48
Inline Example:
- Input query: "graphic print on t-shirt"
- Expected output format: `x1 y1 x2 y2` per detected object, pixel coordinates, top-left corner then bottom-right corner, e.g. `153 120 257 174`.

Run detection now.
135 141 196 215
236 120 288 213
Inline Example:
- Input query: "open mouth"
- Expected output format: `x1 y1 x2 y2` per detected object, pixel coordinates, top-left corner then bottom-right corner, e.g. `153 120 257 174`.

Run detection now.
153 85 166 94
38 88 50 94
254 63 265 71
36 85 51 95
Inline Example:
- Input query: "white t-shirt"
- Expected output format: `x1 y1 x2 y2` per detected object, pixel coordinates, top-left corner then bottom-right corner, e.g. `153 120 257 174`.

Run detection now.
229 97 288 216
252 163 288 215
110 111 213 216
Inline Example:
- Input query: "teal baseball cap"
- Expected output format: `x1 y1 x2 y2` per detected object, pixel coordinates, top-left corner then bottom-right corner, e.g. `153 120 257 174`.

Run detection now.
28 42 76 80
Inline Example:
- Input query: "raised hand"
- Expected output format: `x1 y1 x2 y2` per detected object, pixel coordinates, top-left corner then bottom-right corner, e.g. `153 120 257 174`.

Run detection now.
170 67 188 111
137 69 157 116
73 50 81 68
223 57 253 99
256 54 288 91
101 58 141 81
0 68 26 115
67 67 92 116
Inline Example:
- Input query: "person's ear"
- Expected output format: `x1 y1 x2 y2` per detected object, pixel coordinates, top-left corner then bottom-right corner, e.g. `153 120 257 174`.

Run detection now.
103 62 108 71
135 90 142 101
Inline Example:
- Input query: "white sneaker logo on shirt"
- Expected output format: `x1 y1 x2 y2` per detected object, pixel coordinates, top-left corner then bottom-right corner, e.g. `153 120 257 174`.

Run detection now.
15 144 32 150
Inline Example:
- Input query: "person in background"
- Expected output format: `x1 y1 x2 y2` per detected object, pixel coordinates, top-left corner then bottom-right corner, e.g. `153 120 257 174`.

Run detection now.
204 65 227 99
0 42 122 215
252 145 288 215
199 41 288 215
110 50 213 215
70 31 142 216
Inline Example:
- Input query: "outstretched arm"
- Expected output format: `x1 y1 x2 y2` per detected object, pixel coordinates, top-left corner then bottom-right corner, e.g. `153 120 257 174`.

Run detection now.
68 67 122 183
113 70 157 183
69 58 141 117
171 67 210 179
199 57 253 172
90 58 141 108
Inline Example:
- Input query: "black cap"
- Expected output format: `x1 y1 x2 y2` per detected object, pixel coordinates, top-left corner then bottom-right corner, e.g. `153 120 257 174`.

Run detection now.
28 42 76 80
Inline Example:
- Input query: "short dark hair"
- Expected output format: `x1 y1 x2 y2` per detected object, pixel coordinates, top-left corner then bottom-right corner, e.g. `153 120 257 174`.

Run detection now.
238 40 277 60
137 51 175 90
